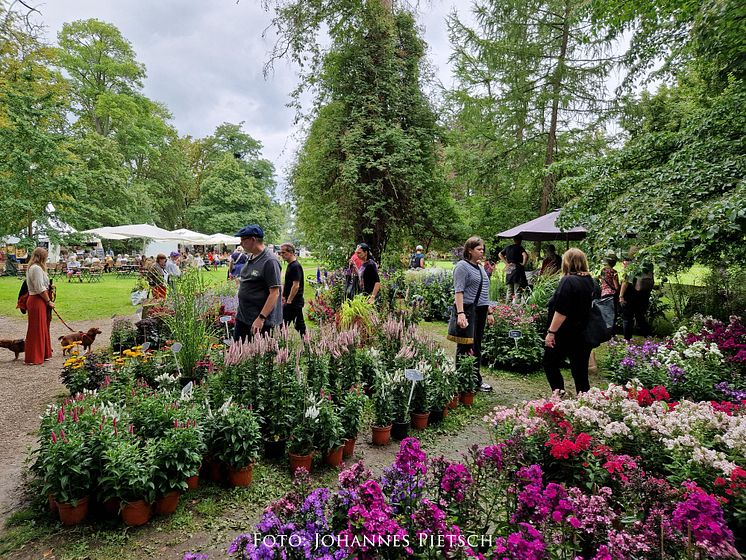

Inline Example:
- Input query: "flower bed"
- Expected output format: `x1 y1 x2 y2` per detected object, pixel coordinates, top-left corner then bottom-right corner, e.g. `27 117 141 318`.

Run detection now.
485 383 746 550
183 436 740 560
604 316 746 401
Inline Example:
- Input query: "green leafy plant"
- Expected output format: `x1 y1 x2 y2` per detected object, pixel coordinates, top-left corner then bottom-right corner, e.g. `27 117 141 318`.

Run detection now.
151 422 204 496
98 437 156 504
456 355 479 394
39 431 92 506
60 352 111 395
339 295 376 334
111 318 138 353
372 370 395 427
428 358 456 412
288 402 319 456
338 386 367 439
209 404 262 470
313 395 344 453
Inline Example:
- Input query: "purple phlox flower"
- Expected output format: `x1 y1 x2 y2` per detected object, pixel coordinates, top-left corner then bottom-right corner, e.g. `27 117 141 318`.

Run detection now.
667 364 685 383
482 444 505 471
411 498 447 538
183 554 209 560
491 523 546 560
670 491 735 549
393 437 427 476
440 462 474 503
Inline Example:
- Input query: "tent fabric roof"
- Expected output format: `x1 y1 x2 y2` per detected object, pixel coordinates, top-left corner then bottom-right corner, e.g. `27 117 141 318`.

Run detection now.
81 225 240 245
497 209 587 242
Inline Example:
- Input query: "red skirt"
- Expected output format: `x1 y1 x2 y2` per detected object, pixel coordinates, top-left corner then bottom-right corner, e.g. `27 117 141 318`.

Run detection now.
25 294 52 364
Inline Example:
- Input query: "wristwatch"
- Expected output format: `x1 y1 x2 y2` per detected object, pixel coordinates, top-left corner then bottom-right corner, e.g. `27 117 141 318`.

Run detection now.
258 313 267 320
547 330 557 334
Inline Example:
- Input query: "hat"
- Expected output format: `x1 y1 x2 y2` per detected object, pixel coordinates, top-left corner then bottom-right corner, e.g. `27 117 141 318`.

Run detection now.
169 251 180 258
235 224 264 238
416 245 423 251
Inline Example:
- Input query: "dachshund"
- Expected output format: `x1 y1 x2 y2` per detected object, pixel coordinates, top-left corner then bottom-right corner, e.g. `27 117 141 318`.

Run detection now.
59 328 103 355
0 339 25 360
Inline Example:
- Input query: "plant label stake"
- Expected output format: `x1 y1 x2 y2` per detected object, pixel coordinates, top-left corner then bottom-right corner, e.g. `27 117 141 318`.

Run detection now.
219 315 231 340
405 368 423 411
140 342 151 353
171 342 183 377
508 329 522 349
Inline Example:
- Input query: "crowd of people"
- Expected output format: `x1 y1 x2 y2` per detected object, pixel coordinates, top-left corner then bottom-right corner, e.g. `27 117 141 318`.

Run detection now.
20 223 655 403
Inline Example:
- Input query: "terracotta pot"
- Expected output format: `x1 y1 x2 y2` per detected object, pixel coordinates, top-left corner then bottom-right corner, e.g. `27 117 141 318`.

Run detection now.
371 424 392 446
343 436 356 459
288 452 313 475
448 395 459 410
410 411 430 430
57 496 88 526
121 499 151 527
428 409 445 425
442 406 449 418
391 421 410 441
48 494 58 514
263 439 287 460
324 446 344 468
186 475 199 491
460 391 475 406
154 490 180 516
227 464 254 487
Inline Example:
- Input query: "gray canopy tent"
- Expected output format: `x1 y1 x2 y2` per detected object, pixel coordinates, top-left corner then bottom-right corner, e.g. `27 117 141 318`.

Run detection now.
497 209 587 243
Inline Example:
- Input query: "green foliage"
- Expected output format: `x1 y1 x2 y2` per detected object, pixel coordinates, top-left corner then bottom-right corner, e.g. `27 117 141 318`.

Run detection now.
288 402 319 456
338 386 367 439
560 77 746 268
402 269 453 322
372 369 395 427
286 1 459 258
339 295 376 333
210 405 262 470
482 305 545 372
98 437 155 503
456 355 479 394
39 432 92 505
313 396 344 453
151 423 204 495
110 318 138 353
161 270 218 380
60 351 111 395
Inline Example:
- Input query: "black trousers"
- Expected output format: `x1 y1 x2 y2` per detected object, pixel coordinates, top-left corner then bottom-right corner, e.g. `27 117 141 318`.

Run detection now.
543 334 591 394
233 318 273 342
456 305 488 386
283 305 307 336
622 290 651 340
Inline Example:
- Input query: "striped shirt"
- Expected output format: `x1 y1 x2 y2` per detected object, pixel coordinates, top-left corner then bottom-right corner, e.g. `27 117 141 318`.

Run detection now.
453 260 490 306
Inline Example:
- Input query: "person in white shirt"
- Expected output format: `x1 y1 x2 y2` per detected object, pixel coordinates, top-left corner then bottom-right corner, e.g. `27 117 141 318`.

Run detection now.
66 254 81 282
25 247 54 364
165 251 182 282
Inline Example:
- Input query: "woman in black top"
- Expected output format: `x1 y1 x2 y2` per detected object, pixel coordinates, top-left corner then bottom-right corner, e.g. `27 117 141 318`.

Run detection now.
355 243 381 304
543 248 599 394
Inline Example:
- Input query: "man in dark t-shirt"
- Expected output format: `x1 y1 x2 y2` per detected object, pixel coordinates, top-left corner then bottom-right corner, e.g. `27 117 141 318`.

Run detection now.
499 235 528 304
279 243 306 335
233 224 283 341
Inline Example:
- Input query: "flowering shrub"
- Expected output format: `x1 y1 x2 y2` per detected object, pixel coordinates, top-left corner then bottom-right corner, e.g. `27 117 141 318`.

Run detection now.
484 383 746 545
604 317 746 401
183 437 740 560
481 304 544 372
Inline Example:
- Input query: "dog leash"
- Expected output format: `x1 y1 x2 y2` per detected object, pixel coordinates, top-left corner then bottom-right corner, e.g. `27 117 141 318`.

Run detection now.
53 308 76 332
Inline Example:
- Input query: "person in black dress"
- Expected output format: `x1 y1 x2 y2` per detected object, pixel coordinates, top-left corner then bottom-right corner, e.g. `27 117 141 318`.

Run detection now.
354 243 380 304
543 248 599 394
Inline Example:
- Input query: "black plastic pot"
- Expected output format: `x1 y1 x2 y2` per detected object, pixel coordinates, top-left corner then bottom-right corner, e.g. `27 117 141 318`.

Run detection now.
263 439 287 460
391 421 410 441
428 409 445 425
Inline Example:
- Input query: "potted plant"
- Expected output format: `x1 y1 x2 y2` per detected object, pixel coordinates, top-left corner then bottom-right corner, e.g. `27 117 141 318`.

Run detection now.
288 402 319 474
339 386 367 458
457 355 479 406
428 360 455 424
151 420 204 513
371 371 394 445
212 405 262 487
98 437 155 526
409 374 431 430
390 371 411 441
314 395 345 468
39 430 92 525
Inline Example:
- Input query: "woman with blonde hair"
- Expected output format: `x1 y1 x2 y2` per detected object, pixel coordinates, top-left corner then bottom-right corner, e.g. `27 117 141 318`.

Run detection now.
25 247 54 365
543 247 599 393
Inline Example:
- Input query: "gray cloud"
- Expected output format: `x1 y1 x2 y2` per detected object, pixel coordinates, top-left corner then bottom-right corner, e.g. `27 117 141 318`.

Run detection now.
35 1 470 179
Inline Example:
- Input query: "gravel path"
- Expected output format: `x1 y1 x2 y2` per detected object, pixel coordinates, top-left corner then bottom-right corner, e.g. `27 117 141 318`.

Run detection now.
0 313 126 524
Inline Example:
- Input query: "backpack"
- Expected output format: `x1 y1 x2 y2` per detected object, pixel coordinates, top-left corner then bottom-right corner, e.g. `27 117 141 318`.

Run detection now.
634 268 654 292
409 253 422 269
582 296 616 348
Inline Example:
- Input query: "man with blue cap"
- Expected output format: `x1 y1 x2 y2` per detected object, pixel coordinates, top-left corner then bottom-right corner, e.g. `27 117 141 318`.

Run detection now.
233 224 283 340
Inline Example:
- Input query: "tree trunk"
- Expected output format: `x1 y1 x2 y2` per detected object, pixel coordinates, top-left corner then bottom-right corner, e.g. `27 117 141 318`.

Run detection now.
540 0 570 216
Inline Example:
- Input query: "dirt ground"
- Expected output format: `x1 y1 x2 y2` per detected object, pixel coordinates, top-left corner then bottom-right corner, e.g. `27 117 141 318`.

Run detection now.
0 314 125 525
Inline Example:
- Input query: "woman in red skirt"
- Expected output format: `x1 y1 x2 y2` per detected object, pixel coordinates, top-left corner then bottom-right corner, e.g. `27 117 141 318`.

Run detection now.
25 247 54 365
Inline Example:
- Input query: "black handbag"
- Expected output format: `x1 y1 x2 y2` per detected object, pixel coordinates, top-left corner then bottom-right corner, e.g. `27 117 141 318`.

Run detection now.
447 265 484 345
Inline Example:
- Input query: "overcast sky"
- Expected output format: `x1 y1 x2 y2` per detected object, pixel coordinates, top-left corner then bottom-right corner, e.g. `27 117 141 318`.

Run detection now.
33 1 470 193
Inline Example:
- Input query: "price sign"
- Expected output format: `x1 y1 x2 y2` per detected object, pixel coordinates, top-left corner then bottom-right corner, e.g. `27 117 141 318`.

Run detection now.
219 315 231 324
171 342 183 353
508 330 523 339
405 368 424 381
140 342 151 352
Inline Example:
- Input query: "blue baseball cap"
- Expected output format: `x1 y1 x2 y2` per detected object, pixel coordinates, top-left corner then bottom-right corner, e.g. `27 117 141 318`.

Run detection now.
235 224 264 238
